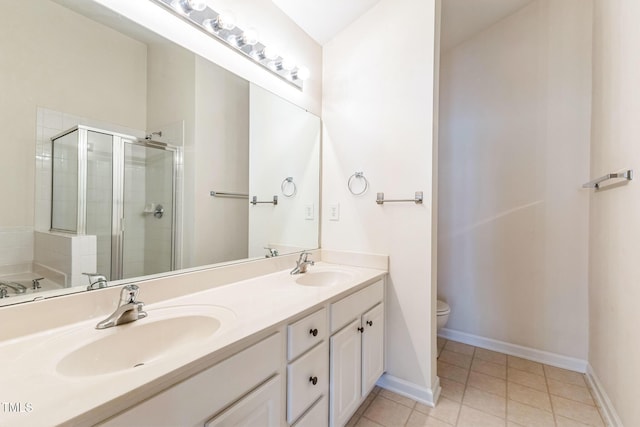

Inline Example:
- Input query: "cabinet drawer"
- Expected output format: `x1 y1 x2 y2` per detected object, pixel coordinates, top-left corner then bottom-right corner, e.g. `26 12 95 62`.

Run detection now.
293 395 328 427
205 375 282 427
288 308 326 361
331 280 383 333
100 332 283 427
287 342 328 424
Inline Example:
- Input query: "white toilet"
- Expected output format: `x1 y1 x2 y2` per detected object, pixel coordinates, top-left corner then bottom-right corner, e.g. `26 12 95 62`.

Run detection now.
437 300 451 331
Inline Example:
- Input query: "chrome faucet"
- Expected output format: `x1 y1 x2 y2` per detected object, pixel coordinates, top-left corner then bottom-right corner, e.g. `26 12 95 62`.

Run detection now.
264 246 279 258
290 252 315 275
0 286 8 299
0 281 27 294
83 273 108 290
96 285 147 330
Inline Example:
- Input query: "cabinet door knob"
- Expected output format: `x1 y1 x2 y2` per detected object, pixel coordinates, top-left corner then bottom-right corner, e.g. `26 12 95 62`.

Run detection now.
366 320 373 327
357 327 364 333
309 376 318 385
309 328 318 337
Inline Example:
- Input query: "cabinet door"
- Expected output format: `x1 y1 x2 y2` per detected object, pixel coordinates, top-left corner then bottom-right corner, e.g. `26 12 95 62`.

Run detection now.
205 375 282 427
293 396 328 427
330 319 362 427
362 303 384 395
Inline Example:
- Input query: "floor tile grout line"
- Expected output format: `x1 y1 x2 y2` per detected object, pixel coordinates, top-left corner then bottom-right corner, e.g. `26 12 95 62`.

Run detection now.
453 345 475 427
541 358 559 426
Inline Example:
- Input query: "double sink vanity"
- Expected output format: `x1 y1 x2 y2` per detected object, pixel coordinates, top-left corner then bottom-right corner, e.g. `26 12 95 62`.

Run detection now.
0 250 387 426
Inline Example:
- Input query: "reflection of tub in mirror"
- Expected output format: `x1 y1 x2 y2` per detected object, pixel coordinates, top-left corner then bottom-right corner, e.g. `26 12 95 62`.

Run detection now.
0 0 321 307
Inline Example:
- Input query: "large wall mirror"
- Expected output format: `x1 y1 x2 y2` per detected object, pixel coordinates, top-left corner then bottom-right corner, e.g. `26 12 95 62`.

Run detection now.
0 0 320 307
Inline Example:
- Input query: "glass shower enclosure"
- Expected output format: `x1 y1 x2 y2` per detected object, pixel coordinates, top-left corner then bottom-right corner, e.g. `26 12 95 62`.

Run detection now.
51 125 179 282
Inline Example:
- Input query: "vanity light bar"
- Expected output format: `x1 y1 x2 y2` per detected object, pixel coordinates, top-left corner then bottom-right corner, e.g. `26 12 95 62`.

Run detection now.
151 0 308 90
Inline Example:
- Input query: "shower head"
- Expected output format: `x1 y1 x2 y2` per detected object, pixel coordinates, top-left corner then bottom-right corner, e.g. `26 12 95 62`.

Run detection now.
145 130 163 140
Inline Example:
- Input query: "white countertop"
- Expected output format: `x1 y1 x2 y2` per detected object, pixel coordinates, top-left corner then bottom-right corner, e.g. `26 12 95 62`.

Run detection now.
0 259 386 426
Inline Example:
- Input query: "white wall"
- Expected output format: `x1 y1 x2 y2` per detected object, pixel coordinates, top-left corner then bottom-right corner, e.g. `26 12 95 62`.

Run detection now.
323 0 439 403
438 0 592 360
589 1 640 425
248 85 320 258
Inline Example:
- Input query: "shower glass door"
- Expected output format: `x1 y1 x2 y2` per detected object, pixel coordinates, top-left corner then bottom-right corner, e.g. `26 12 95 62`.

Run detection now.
121 141 175 279
85 131 114 280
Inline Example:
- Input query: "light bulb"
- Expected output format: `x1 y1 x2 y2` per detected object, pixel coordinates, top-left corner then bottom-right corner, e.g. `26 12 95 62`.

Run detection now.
173 0 207 14
294 66 310 81
267 59 282 71
226 34 240 46
281 57 295 71
263 46 279 60
242 28 259 46
186 0 207 12
218 12 236 30
203 12 235 33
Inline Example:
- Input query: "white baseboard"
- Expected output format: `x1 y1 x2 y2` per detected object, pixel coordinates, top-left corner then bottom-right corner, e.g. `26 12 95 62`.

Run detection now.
376 374 440 407
586 364 623 427
438 328 588 373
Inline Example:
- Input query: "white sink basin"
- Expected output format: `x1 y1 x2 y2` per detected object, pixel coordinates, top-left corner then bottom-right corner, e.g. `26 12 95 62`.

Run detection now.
55 305 235 377
295 269 355 287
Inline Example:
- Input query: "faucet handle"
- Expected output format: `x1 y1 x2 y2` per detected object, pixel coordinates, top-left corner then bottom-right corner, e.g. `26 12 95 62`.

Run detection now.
83 273 108 290
120 285 141 304
264 247 279 258
298 251 312 262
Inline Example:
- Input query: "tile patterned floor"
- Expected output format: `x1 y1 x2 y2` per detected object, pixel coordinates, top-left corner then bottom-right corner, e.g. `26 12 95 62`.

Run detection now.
346 338 607 427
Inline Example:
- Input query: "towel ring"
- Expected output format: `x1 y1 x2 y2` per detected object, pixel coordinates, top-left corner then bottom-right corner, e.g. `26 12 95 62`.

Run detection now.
281 177 297 197
348 172 369 195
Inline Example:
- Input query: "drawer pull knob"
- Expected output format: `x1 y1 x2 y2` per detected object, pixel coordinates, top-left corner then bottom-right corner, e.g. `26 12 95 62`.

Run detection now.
309 376 318 385
367 320 373 327
357 327 364 333
309 328 318 337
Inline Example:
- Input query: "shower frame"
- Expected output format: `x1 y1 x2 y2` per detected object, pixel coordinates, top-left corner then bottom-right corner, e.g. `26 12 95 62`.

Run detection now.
50 125 182 281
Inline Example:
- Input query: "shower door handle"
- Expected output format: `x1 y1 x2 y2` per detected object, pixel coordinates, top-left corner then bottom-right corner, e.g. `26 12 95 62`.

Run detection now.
153 204 164 219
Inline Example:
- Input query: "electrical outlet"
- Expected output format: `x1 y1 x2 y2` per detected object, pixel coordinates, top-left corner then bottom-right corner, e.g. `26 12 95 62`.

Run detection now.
305 204 314 220
329 204 340 221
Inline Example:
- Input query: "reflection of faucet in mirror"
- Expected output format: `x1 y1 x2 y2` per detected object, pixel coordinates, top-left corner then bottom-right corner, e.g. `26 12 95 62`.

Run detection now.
84 273 108 291
96 285 148 330
290 252 315 275
264 247 279 258
0 286 8 299
0 281 27 294
32 278 44 290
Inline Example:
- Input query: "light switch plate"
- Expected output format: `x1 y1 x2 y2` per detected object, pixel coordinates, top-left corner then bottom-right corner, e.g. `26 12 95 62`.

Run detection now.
329 204 340 221
305 204 314 220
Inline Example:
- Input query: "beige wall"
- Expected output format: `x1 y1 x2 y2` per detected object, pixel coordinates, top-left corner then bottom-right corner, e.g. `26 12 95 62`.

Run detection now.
590 0 640 425
323 0 439 402
193 57 250 267
0 0 147 227
438 0 592 360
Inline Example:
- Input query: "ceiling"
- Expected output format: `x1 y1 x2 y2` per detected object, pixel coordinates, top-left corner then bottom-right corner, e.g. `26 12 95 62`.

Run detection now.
271 0 382 45
273 0 534 49
440 0 534 51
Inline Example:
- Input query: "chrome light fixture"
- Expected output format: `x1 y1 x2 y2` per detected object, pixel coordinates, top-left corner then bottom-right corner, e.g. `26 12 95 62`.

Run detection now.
151 0 309 90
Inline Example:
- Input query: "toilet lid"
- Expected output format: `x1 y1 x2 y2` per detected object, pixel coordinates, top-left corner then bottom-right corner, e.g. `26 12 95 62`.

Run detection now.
437 300 450 314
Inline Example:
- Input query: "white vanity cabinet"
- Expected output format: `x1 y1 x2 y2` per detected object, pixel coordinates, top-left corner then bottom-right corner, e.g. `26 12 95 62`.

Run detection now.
286 308 329 425
95 275 386 427
99 332 284 427
329 280 385 427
